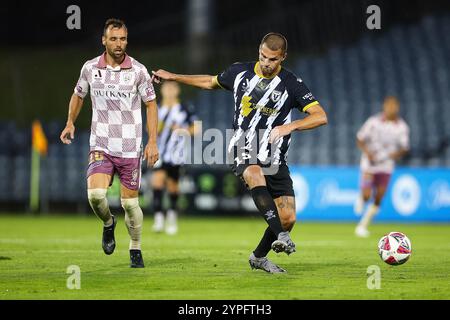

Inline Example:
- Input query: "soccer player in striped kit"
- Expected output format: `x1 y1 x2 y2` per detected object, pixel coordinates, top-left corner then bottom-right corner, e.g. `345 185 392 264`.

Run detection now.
354 96 410 237
60 19 159 267
151 81 197 235
152 33 328 273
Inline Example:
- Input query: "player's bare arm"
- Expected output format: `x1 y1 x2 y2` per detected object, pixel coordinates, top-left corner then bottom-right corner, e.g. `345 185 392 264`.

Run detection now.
143 99 159 167
151 69 218 90
60 93 84 144
390 148 409 161
356 137 375 162
269 104 328 143
171 124 198 136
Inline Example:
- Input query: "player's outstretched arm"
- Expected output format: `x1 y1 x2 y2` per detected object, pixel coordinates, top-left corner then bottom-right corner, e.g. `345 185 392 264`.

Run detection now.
60 93 84 144
269 104 328 143
152 69 219 90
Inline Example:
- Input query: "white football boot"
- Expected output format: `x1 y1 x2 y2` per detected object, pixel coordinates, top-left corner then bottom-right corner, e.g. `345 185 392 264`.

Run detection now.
355 225 370 238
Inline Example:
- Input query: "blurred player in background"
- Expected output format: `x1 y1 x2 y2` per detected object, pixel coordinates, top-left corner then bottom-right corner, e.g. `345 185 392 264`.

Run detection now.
60 18 159 267
354 96 410 237
151 81 198 235
152 33 327 273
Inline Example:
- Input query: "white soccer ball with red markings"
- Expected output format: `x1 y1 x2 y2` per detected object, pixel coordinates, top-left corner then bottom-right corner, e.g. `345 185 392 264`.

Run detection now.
378 232 412 265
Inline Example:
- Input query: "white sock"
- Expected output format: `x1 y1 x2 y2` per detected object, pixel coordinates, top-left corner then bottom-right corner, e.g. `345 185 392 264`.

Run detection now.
88 189 113 226
354 194 366 215
154 211 164 222
358 204 379 229
166 209 177 223
121 198 143 250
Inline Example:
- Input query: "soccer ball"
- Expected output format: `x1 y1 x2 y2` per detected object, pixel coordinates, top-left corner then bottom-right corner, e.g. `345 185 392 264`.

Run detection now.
378 232 412 265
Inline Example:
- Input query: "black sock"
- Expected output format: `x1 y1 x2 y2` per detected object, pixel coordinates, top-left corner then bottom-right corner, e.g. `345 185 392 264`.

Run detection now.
169 193 178 210
153 189 163 214
250 186 284 236
253 227 277 258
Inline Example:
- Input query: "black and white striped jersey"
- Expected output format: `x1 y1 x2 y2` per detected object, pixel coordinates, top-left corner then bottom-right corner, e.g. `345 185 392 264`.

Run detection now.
215 61 319 166
157 103 197 165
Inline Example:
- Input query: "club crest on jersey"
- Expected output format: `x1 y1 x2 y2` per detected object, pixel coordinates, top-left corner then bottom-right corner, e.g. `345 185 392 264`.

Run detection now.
271 90 282 102
122 72 133 84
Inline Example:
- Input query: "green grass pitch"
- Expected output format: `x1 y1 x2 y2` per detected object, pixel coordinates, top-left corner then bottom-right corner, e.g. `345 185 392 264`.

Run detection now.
0 214 449 299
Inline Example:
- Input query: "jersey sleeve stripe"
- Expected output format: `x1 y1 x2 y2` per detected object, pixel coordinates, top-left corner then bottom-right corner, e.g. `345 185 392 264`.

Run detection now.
302 101 319 112
213 75 225 89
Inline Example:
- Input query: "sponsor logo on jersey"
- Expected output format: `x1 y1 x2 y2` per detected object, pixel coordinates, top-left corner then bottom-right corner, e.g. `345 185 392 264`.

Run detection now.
92 90 132 98
302 92 314 101
240 96 279 117
93 69 103 81
256 80 269 90
145 87 155 97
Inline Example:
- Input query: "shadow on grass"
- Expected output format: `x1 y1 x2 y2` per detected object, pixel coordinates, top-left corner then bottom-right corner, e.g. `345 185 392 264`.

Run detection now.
279 260 350 272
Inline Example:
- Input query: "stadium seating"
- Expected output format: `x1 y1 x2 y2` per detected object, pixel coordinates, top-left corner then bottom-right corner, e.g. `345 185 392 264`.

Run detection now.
193 14 450 167
1 14 449 204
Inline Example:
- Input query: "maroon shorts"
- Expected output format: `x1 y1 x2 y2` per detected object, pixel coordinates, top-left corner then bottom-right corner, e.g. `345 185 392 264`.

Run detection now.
361 172 391 190
86 151 141 190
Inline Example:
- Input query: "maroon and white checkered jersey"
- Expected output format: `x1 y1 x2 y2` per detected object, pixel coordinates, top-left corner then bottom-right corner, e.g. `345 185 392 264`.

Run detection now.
357 113 410 174
74 53 156 158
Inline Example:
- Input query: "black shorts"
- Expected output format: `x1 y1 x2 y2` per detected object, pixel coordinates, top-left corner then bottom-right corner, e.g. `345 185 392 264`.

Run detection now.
154 163 182 181
230 162 295 199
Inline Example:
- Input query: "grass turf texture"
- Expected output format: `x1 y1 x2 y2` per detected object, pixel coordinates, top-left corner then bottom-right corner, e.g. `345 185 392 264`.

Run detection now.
0 214 449 299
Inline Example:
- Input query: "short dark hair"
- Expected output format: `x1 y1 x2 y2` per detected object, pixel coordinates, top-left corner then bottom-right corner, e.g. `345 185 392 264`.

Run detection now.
260 32 288 54
103 18 127 35
384 95 400 105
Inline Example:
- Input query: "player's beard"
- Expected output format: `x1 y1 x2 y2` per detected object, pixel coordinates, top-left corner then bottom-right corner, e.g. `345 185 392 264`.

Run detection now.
108 47 126 61
261 65 275 77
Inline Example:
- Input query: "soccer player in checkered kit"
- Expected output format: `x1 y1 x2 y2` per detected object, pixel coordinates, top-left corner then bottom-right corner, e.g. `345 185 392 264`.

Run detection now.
354 96 410 238
60 19 159 268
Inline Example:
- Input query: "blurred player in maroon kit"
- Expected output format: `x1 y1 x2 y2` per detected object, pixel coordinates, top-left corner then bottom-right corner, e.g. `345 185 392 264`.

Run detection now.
354 96 410 237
